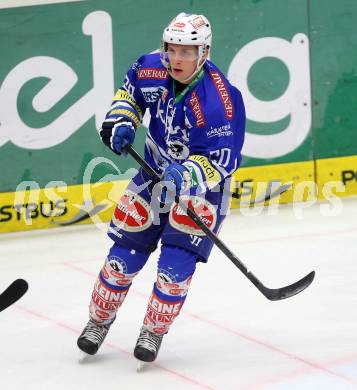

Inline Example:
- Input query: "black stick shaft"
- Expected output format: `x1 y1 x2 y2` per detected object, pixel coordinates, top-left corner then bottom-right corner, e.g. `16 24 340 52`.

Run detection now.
126 147 264 286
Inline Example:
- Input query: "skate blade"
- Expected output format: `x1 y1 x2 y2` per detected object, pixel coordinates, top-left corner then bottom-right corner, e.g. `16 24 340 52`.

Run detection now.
78 351 89 364
136 360 146 372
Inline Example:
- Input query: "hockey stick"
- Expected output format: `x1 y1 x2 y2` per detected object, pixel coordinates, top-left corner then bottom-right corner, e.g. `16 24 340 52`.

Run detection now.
124 145 315 301
230 181 291 203
0 279 29 312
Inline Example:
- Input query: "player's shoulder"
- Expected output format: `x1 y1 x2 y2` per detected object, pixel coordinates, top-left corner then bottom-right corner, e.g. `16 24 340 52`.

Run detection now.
191 60 243 123
203 60 240 95
132 53 169 81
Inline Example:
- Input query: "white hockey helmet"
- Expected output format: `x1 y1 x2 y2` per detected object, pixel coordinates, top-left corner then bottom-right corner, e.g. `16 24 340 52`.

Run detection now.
160 13 212 75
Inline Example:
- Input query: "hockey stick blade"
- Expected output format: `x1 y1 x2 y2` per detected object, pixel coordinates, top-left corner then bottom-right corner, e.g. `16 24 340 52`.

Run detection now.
260 271 315 301
0 279 29 312
124 145 315 301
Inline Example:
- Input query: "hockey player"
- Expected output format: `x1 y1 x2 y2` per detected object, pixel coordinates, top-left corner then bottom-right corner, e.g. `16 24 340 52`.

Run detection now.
77 12 246 364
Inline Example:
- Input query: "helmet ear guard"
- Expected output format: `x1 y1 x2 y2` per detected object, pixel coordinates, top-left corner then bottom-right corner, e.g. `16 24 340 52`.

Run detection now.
160 41 170 69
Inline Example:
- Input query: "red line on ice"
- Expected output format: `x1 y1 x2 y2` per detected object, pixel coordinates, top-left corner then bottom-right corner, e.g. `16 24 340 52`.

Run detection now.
14 303 221 390
63 261 357 387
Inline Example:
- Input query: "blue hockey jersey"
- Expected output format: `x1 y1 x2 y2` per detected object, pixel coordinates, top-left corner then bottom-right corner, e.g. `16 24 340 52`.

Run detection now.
105 53 245 192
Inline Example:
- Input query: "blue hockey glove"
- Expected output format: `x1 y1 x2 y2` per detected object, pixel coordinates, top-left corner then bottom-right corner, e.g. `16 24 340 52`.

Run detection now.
100 119 135 155
160 162 193 204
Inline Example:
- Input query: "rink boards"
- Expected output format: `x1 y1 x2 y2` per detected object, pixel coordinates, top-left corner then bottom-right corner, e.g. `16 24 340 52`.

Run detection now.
1 154 356 233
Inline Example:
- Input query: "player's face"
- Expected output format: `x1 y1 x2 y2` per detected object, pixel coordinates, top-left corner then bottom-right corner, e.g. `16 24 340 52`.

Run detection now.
167 44 199 84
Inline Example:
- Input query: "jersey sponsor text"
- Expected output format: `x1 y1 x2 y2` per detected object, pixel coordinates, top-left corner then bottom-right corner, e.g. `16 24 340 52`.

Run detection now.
210 71 234 119
138 68 168 80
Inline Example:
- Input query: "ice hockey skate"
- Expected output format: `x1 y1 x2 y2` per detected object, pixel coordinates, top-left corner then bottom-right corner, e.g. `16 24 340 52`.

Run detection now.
77 319 111 362
134 327 164 371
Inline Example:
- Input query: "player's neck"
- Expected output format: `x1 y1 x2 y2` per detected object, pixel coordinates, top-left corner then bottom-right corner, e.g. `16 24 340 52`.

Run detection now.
173 69 204 103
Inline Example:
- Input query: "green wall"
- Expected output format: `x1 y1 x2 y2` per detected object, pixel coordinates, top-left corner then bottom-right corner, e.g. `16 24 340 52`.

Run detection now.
0 0 356 193
309 0 357 159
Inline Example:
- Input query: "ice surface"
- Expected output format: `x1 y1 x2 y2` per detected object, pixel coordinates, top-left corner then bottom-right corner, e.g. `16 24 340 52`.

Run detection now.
0 197 356 390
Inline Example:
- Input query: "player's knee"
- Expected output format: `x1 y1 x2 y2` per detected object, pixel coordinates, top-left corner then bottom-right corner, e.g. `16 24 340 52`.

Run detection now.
156 245 197 298
156 272 193 298
100 244 150 288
